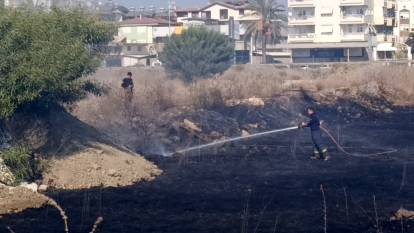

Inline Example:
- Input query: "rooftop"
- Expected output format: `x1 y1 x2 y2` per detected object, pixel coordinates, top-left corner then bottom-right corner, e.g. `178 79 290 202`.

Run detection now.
120 17 170 26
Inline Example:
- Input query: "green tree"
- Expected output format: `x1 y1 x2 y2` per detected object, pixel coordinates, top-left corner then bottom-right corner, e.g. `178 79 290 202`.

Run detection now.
244 0 285 64
0 9 116 118
160 27 234 82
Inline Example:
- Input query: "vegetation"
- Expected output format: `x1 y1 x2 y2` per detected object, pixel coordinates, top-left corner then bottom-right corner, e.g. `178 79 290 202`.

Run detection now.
0 146 34 183
160 27 234 82
0 8 116 118
244 0 286 64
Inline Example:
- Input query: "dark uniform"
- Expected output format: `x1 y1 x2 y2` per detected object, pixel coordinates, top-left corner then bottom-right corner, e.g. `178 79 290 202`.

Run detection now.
303 113 329 160
121 76 134 103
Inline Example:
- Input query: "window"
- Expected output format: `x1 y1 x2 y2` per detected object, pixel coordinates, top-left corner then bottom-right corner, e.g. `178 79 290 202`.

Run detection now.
177 12 188 17
202 11 211 19
127 46 131 51
220 9 228 20
357 25 364 33
239 9 245 15
298 9 307 17
348 25 353 33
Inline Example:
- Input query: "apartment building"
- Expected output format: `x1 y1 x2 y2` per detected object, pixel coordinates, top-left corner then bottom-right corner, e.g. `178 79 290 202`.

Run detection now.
397 0 414 43
288 0 376 63
287 0 414 62
372 0 398 60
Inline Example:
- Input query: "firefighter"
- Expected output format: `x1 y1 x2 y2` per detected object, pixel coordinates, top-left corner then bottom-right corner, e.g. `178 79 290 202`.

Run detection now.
121 71 134 103
299 107 330 160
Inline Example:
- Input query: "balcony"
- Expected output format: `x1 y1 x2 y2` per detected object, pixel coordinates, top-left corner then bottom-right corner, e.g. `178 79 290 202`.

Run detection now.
288 16 315 25
339 0 369 6
376 34 395 43
288 0 314 8
288 33 315 43
340 14 370 24
386 0 396 9
341 33 368 42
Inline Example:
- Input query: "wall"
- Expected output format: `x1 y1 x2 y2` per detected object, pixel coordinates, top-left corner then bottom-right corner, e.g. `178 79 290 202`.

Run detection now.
203 4 242 21
118 26 153 44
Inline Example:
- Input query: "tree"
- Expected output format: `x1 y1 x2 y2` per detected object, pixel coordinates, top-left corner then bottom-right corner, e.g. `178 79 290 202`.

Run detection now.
0 8 116 118
244 0 285 64
160 27 234 82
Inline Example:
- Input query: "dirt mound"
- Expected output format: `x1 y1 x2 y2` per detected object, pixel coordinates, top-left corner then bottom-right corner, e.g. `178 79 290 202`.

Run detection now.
37 111 161 190
42 143 161 190
0 185 48 216
4 110 161 190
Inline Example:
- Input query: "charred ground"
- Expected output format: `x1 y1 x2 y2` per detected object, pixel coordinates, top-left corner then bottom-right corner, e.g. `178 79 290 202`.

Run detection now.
1 97 413 233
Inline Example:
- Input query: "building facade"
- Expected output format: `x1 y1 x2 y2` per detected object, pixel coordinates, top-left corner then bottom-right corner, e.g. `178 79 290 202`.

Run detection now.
288 0 376 63
288 0 413 63
113 17 182 67
397 0 414 43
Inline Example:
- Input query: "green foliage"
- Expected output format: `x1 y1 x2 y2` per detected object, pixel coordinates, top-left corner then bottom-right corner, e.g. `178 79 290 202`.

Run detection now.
0 146 33 182
0 8 116 118
160 27 234 82
244 0 286 64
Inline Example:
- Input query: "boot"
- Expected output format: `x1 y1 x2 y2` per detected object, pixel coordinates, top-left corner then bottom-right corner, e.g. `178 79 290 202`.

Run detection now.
310 151 322 160
322 149 330 161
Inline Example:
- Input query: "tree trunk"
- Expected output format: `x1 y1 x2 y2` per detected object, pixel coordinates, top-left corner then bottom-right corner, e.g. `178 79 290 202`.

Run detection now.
261 31 267 64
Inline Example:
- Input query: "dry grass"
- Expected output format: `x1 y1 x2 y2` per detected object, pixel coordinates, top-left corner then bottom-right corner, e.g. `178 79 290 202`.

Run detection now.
309 65 414 106
73 64 414 149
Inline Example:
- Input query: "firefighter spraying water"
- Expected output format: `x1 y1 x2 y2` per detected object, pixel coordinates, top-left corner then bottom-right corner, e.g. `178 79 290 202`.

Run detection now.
298 106 330 160
168 107 396 159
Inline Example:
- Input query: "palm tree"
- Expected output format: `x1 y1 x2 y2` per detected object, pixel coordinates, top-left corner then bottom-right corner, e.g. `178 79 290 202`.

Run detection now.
244 0 286 64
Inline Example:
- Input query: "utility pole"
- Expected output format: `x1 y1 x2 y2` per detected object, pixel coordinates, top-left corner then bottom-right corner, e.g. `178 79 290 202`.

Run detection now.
168 0 171 37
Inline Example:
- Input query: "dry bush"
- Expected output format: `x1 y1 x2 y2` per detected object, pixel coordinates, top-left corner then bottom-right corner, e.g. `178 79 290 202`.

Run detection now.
310 64 414 106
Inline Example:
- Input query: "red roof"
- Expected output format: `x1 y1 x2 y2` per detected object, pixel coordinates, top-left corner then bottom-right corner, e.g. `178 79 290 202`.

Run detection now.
120 17 170 26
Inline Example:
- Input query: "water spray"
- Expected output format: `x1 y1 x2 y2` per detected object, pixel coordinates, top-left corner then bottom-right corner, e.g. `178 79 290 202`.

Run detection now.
169 126 299 156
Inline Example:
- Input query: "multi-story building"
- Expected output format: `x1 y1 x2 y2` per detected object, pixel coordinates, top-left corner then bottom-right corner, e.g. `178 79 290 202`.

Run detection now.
287 0 413 62
175 1 258 39
396 0 414 43
288 0 375 63
372 0 398 60
112 17 182 67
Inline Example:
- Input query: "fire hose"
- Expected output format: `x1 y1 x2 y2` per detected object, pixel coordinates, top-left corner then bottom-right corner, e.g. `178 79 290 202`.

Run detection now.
173 125 397 157
320 125 398 157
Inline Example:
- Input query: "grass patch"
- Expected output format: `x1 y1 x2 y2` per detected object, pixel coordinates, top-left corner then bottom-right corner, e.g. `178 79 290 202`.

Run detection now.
0 146 34 183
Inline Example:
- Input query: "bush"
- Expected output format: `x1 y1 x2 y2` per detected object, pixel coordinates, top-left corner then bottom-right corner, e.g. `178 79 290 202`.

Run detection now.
160 27 234 82
0 146 34 182
0 8 116 118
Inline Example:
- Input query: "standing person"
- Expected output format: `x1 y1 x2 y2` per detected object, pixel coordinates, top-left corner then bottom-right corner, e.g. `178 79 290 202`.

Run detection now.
121 71 134 103
299 107 330 160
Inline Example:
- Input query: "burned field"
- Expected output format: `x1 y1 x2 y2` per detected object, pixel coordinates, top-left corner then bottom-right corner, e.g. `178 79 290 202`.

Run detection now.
1 102 414 233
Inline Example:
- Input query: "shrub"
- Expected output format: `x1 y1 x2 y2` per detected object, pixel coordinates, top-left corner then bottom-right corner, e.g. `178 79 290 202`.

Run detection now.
160 27 234 82
0 146 34 182
0 8 116 118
